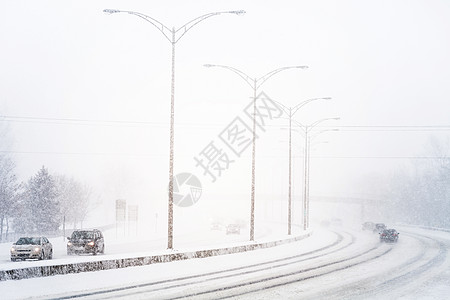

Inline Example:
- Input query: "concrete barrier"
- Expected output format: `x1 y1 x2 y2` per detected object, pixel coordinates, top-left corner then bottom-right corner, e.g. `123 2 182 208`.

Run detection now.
0 231 312 281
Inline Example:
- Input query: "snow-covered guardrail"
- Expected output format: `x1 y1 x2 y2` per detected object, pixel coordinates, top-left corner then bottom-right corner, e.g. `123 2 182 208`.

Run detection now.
0 231 312 281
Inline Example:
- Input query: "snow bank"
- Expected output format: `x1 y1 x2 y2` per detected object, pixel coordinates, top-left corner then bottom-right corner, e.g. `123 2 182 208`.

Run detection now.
0 231 312 281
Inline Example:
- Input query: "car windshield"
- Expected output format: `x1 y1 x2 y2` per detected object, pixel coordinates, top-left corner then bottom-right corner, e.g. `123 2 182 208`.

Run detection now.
16 237 40 245
72 231 94 239
382 229 395 234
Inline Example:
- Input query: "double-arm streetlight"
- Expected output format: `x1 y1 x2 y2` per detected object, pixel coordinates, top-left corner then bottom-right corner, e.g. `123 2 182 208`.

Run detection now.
271 98 331 235
104 9 245 250
204 64 308 241
297 117 340 230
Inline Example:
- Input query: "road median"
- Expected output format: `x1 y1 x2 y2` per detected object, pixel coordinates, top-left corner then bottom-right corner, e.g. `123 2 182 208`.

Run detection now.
0 231 312 281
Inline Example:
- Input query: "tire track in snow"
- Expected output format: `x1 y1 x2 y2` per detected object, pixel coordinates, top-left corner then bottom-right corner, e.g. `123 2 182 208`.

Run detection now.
173 236 391 300
44 231 348 300
347 230 448 300
263 227 448 300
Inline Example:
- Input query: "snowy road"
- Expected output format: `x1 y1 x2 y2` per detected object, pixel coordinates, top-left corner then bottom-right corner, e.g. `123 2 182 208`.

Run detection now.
1 226 449 299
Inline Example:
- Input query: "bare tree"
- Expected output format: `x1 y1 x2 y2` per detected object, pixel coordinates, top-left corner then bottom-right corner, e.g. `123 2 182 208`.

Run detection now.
385 136 450 227
55 175 92 231
0 155 21 241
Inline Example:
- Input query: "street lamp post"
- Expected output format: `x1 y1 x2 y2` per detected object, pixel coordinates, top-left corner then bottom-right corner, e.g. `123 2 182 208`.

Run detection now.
271 97 331 235
204 64 308 241
299 117 340 230
104 9 245 250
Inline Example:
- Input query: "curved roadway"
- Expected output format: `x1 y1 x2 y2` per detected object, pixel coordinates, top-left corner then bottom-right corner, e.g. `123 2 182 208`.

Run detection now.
1 225 449 299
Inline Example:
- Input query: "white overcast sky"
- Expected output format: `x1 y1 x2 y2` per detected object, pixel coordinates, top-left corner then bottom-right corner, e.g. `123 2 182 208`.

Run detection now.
1 0 450 224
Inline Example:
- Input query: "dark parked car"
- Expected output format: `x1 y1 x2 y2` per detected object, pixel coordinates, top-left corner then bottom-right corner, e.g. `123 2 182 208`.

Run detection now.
379 229 399 243
10 237 53 261
67 229 104 255
374 223 387 233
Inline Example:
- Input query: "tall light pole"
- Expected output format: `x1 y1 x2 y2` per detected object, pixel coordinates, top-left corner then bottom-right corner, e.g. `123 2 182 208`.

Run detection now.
204 64 308 241
299 117 340 230
104 9 245 250
271 97 331 235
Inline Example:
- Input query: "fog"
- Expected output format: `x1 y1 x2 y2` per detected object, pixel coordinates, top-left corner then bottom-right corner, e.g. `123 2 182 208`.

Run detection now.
1 0 450 233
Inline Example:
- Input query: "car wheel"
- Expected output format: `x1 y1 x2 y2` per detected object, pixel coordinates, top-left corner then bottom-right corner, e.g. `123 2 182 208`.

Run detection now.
93 247 97 255
101 245 105 254
39 251 44 260
11 258 15 262
48 250 53 259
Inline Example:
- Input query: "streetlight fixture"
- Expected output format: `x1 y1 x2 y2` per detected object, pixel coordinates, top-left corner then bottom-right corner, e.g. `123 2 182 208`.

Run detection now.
204 64 308 241
104 9 245 250
297 117 340 230
271 97 331 235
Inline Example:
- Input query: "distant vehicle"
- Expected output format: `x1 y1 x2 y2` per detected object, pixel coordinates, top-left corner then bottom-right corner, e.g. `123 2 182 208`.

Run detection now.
374 223 387 233
379 229 399 243
67 229 104 255
362 222 375 231
226 224 241 235
10 237 53 261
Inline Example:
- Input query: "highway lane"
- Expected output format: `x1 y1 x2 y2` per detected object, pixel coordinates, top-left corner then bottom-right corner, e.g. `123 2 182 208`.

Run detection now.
238 226 450 300
1 226 449 299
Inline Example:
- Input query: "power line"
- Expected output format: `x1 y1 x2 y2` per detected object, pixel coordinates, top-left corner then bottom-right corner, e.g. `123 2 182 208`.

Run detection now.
311 156 450 160
264 154 450 160
0 115 229 129
1 149 448 160
0 115 167 127
0 150 164 157
2 115 450 131
269 124 450 132
326 125 450 132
